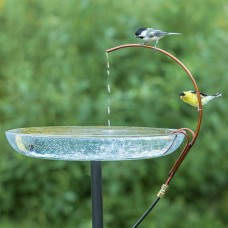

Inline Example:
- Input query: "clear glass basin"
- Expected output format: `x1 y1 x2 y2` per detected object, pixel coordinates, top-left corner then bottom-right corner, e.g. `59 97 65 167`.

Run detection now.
5 126 184 161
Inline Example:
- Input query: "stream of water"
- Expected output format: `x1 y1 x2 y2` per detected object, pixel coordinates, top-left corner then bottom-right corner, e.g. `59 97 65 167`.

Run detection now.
106 52 111 126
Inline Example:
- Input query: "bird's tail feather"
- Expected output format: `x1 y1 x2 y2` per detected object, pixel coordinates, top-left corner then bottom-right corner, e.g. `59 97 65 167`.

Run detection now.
214 93 222 97
167 33 182 35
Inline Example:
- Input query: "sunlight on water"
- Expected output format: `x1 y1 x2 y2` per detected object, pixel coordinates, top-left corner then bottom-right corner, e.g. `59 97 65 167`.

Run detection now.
106 52 111 126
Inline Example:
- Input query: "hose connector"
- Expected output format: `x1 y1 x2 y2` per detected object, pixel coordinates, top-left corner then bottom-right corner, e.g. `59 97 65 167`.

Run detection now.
157 184 169 198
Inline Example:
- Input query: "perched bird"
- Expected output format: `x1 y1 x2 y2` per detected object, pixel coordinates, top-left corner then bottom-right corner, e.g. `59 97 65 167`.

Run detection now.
180 91 222 108
135 27 181 48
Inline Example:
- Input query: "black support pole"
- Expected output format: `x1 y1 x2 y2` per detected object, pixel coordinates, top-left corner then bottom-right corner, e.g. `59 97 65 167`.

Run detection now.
91 161 103 228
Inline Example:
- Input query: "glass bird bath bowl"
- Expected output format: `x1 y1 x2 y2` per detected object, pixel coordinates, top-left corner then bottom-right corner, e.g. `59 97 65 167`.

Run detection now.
5 126 184 161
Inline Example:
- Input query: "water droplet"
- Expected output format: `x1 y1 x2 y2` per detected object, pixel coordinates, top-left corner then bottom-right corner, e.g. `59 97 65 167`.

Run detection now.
107 84 111 93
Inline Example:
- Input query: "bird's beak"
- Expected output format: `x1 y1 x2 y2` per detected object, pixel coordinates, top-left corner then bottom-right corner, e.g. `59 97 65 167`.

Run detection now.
179 92 185 98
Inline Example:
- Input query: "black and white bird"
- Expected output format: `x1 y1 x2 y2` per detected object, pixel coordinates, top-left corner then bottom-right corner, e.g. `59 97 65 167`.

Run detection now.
135 27 181 48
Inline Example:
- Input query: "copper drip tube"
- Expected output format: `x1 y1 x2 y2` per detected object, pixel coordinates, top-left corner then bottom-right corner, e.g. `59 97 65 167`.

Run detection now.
106 44 203 227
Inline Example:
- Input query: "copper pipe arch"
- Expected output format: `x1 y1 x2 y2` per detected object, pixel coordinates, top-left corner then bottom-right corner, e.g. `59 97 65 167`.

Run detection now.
106 44 202 146
106 44 203 185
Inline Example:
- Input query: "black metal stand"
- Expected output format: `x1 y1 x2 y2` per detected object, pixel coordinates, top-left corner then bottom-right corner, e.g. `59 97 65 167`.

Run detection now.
91 161 103 228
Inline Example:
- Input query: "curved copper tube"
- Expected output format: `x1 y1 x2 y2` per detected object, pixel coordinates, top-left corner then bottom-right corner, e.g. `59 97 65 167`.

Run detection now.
167 130 191 185
106 44 203 185
106 44 202 140
179 127 195 141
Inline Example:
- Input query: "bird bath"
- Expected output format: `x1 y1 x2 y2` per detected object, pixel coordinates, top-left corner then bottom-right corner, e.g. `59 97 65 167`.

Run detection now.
5 126 185 161
5 44 202 228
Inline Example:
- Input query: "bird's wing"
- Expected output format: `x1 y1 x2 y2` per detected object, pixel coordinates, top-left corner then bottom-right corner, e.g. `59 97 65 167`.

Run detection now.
199 92 207 98
153 30 169 37
146 28 156 37
190 91 207 98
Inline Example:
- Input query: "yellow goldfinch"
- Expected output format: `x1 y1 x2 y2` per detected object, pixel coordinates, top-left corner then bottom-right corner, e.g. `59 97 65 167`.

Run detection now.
180 91 222 108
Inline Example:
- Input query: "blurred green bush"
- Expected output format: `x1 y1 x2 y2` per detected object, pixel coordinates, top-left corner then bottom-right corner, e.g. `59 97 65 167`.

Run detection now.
0 0 227 227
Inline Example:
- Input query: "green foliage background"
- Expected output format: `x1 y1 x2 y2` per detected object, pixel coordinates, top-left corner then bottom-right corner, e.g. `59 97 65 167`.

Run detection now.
0 0 227 227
